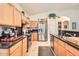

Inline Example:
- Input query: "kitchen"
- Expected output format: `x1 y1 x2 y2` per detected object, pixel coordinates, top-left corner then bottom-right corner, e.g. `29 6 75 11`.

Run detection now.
0 3 79 56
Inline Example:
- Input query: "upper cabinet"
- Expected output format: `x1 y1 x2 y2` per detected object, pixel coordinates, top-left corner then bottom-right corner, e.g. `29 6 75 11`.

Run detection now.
14 7 21 27
0 3 22 27
0 4 14 26
30 21 38 28
22 14 31 27
22 14 27 24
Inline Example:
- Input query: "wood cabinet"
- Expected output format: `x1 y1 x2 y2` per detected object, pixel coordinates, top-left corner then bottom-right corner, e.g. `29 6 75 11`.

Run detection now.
57 44 66 56
0 49 9 56
65 44 79 56
54 41 58 55
22 14 31 27
54 37 66 56
10 40 22 56
10 45 22 56
30 21 38 28
66 50 74 56
22 14 27 24
0 3 14 26
0 3 22 26
53 36 79 56
0 4 4 25
22 37 27 56
0 37 28 56
32 32 38 41
10 40 22 54
14 7 21 27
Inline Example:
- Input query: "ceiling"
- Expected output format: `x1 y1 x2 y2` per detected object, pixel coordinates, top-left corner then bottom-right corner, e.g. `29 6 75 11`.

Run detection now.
19 3 79 16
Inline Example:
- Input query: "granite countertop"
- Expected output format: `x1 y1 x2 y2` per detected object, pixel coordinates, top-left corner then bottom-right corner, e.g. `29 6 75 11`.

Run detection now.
0 36 26 49
50 34 79 50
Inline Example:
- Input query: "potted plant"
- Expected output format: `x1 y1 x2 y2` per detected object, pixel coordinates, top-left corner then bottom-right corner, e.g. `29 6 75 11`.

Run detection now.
48 13 60 19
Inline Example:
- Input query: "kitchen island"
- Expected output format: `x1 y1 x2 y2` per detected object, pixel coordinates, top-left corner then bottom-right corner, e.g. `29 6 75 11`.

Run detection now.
50 34 79 56
0 36 27 56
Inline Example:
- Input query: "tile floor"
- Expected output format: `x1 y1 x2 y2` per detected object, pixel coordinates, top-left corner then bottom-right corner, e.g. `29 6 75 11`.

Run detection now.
27 41 50 56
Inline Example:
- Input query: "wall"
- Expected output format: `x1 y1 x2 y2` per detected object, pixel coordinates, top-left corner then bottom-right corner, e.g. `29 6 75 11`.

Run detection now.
30 8 79 31
29 8 79 42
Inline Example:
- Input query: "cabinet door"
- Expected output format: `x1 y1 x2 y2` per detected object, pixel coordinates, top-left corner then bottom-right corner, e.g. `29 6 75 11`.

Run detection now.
4 4 14 25
10 41 22 56
22 38 27 56
66 44 79 56
57 45 66 56
32 32 37 41
0 4 14 25
54 41 58 55
54 38 66 56
14 8 21 27
10 45 22 56
0 4 4 24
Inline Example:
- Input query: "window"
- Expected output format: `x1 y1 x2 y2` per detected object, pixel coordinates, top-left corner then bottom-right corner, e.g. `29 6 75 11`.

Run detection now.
72 22 76 29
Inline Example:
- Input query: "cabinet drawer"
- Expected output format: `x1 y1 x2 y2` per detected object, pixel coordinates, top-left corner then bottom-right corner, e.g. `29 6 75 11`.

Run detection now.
66 44 79 56
10 41 22 54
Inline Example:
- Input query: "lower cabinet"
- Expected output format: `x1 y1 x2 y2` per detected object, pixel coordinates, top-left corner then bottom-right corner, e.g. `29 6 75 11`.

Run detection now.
10 45 22 56
54 41 66 56
54 41 58 55
65 44 79 56
0 49 9 56
32 32 38 41
10 37 27 56
65 51 74 56
0 37 27 56
53 37 79 56
57 44 66 56
22 37 27 56
10 40 22 56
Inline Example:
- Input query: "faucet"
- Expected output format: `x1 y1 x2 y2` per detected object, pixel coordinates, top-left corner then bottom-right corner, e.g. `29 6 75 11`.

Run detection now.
65 33 74 37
